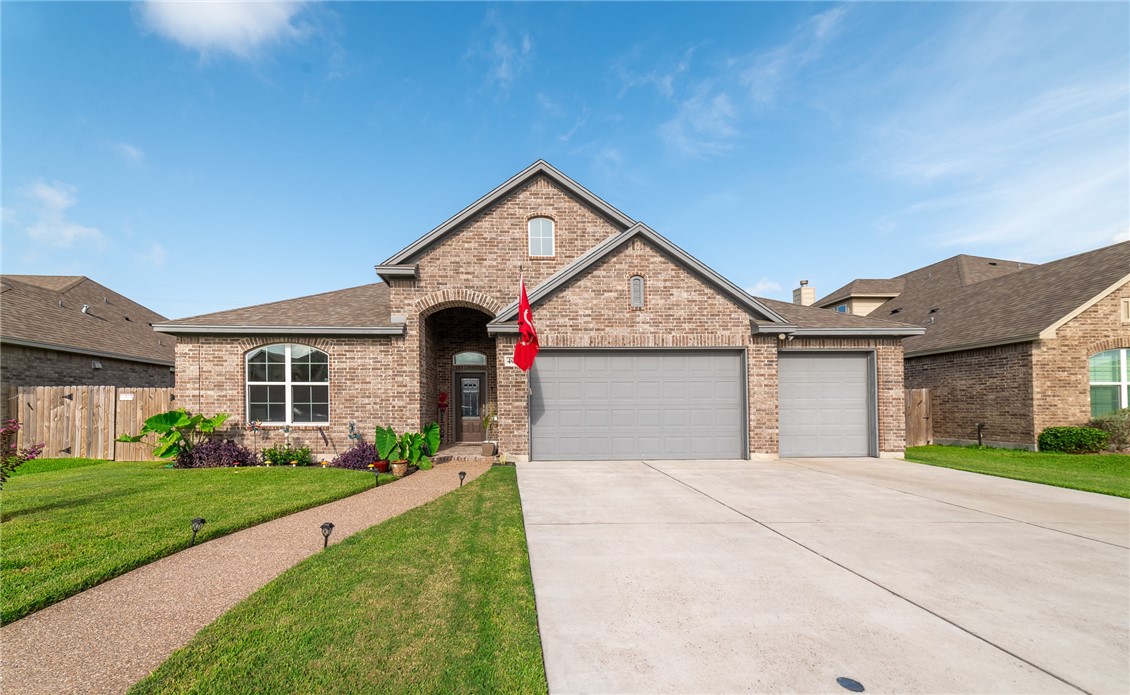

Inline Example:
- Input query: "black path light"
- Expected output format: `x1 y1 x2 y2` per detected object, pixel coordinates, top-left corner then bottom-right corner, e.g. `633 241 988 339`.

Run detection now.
373 467 381 488
459 471 466 487
190 517 206 547
320 522 335 549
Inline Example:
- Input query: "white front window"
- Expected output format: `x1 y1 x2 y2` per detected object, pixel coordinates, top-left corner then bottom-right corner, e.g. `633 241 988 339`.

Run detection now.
246 344 329 424
1089 348 1129 417
528 217 555 257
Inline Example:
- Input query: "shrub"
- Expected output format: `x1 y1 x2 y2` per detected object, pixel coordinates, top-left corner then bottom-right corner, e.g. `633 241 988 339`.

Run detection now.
1037 426 1110 454
1 419 44 489
330 442 382 470
262 443 314 466
116 409 230 459
1088 409 1130 452
176 438 259 468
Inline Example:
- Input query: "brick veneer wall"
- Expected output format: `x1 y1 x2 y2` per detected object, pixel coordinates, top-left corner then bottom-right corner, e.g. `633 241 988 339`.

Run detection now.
1 343 174 388
173 335 407 459
904 343 1035 448
1032 281 1130 436
492 238 908 459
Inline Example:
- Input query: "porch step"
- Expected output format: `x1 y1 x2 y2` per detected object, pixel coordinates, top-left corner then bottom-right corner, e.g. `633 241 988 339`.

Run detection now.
432 453 497 466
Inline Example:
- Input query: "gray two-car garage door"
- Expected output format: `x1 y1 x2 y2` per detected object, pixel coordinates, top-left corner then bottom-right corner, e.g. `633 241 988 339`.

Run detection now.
778 352 874 457
530 350 744 460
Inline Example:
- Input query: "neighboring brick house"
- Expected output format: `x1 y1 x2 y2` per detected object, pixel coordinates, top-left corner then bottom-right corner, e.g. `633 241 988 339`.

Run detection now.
812 243 1130 449
155 161 922 462
0 275 175 390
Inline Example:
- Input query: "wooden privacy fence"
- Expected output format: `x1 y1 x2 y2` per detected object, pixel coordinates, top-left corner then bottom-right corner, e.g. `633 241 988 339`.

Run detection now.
905 387 932 447
4 386 174 461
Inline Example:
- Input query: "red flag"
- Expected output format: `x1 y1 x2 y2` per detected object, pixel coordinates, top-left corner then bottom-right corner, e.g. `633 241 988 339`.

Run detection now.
514 275 539 371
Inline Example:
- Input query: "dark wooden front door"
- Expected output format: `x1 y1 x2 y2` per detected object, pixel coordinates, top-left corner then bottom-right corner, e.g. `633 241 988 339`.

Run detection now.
456 374 484 442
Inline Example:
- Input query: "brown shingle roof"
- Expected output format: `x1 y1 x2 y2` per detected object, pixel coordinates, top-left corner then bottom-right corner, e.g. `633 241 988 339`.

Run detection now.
881 243 1130 356
157 283 391 330
816 278 906 307
755 297 924 331
0 276 174 364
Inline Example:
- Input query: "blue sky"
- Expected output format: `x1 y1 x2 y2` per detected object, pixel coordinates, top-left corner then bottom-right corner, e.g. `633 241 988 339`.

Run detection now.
3 1 1127 320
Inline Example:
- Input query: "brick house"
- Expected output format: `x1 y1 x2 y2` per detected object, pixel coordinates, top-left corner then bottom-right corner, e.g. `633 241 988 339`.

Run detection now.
155 161 922 462
812 243 1130 449
0 275 175 390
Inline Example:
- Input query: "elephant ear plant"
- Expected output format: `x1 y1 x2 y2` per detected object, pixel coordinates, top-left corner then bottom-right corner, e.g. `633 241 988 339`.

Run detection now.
374 423 441 470
117 409 230 459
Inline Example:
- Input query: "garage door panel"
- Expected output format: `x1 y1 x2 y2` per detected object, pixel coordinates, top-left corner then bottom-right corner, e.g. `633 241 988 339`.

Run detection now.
531 350 744 461
779 352 872 458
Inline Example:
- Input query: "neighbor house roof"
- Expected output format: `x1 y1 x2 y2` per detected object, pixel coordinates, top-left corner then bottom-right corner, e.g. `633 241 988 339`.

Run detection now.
0 275 175 365
755 298 925 336
376 160 636 279
878 242 1130 356
815 278 906 308
153 283 403 336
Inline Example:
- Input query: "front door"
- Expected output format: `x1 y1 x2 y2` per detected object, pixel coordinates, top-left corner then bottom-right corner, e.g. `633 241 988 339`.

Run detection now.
457 374 484 442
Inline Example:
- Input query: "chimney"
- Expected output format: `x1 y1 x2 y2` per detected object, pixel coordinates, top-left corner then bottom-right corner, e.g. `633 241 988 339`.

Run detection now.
792 280 815 306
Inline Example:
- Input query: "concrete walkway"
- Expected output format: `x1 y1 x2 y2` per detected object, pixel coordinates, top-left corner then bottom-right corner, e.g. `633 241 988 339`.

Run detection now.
518 458 1130 694
1 462 492 694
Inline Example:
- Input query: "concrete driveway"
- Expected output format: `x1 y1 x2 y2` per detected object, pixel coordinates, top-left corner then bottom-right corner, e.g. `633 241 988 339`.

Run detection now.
517 458 1130 694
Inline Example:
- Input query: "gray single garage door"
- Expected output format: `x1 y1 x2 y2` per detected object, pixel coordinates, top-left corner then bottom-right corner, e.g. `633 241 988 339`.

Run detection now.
530 350 745 460
778 352 874 457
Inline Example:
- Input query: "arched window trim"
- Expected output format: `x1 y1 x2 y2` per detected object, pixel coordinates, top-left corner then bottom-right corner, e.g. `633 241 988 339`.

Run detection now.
246 343 330 425
1089 348 1129 417
454 351 487 366
630 275 645 308
528 217 555 257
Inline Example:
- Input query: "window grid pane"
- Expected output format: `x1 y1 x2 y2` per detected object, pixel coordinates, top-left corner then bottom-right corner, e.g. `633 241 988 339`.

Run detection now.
1091 385 1121 417
1089 350 1121 382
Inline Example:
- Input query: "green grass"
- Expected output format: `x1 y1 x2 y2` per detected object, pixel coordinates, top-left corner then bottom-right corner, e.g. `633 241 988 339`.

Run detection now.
11 456 111 477
130 467 547 695
1 462 386 624
904 445 1130 498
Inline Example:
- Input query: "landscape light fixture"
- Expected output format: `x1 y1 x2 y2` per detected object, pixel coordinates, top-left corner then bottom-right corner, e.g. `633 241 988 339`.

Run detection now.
373 467 381 488
320 522 334 549
836 676 865 692
190 517 206 547
459 471 466 487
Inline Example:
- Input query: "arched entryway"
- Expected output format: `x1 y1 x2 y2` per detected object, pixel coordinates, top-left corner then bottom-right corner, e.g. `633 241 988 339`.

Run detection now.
420 306 496 447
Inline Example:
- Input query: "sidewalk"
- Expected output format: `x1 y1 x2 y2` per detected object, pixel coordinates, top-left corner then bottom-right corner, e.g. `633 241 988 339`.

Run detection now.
1 462 492 694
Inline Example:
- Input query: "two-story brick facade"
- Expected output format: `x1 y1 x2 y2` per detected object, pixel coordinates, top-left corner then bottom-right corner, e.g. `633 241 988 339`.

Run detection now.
156 161 922 462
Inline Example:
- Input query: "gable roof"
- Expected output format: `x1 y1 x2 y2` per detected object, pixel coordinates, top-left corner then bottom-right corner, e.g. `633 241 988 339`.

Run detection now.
881 242 1130 356
153 283 403 336
376 160 635 277
488 222 922 336
0 275 175 365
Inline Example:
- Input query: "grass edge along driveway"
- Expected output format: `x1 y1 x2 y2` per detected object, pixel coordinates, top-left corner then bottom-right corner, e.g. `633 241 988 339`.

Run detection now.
904 445 1130 498
2 460 382 624
130 466 547 695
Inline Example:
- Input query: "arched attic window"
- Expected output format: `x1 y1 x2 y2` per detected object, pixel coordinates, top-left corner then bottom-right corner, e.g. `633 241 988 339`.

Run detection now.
528 217 555 257
454 351 487 366
247 344 329 424
630 275 645 308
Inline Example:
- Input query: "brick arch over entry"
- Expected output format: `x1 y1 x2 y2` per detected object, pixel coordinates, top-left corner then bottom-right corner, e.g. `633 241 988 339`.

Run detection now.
414 289 504 318
1086 338 1130 356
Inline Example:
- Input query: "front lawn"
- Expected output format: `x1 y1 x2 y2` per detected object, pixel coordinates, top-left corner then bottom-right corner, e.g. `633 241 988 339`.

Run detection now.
904 445 1130 498
131 466 547 695
1 460 382 624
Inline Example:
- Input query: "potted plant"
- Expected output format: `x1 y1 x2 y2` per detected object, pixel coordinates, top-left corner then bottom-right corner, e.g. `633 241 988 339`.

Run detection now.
481 405 498 456
376 424 440 477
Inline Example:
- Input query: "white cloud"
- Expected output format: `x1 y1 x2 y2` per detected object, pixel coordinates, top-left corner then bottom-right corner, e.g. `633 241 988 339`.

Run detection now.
467 9 534 90
138 1 308 60
137 242 169 268
107 141 147 167
659 90 739 157
745 277 782 297
21 181 105 249
742 6 847 105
